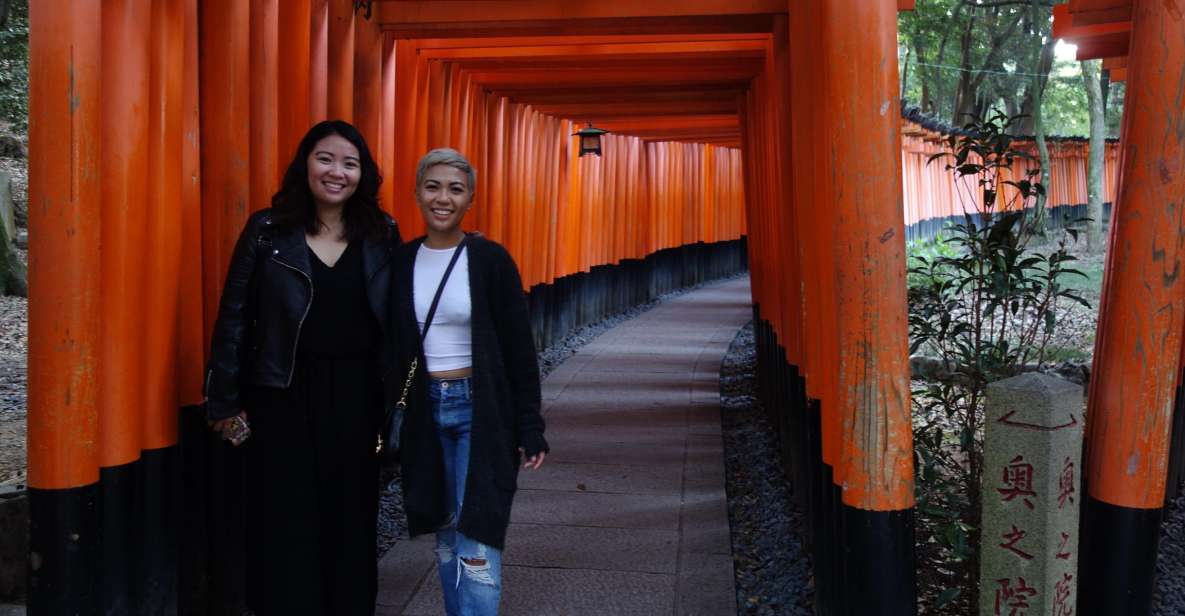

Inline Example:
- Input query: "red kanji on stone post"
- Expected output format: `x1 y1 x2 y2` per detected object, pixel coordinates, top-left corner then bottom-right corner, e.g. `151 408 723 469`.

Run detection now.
999 525 1034 560
1052 572 1074 616
1058 456 1075 509
998 455 1037 510
994 577 1038 615
1056 532 1072 561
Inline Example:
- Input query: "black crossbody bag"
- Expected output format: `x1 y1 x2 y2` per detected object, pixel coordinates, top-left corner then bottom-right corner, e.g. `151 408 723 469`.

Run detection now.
378 236 469 465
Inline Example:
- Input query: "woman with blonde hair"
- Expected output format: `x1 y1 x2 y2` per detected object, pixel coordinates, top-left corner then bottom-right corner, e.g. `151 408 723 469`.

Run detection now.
391 148 548 615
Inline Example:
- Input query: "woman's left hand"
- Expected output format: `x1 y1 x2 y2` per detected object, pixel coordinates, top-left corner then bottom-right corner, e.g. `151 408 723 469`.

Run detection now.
519 448 546 470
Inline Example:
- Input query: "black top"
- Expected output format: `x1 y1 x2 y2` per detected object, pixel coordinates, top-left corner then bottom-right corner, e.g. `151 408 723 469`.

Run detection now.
299 241 379 360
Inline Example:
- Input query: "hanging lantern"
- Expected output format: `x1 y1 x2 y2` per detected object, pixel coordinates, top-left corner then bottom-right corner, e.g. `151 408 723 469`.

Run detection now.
572 123 609 157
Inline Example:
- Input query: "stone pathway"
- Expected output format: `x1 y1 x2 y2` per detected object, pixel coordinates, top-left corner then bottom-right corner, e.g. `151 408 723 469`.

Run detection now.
376 277 752 615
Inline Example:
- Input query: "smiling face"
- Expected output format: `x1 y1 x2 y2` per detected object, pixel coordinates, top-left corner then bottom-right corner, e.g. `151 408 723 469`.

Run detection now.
306 134 361 209
415 164 474 237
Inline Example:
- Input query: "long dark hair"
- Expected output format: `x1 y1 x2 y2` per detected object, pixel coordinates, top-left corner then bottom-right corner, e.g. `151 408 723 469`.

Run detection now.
271 120 388 241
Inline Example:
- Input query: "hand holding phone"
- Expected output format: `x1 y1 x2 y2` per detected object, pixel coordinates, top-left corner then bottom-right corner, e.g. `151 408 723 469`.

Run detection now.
213 413 251 446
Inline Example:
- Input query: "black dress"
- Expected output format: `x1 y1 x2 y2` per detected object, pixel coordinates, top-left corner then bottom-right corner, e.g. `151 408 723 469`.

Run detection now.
242 240 382 616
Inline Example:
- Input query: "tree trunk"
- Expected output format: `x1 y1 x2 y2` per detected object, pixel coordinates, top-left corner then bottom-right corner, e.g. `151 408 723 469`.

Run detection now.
901 47 912 102
953 14 978 123
1083 59 1106 252
1014 35 1056 136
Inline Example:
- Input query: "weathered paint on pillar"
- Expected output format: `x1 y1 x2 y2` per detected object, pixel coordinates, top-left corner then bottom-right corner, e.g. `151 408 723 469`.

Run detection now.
1086 0 1185 512
27 0 103 491
821 0 913 512
27 2 104 610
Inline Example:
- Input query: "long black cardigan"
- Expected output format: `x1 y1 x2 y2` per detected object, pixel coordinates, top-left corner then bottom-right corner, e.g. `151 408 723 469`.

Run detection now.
390 234 548 550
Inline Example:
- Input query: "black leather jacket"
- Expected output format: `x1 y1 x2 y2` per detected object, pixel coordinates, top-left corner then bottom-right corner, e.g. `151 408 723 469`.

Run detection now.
204 208 401 420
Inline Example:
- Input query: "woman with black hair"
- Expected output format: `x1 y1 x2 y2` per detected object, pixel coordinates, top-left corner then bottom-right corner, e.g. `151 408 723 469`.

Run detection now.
205 120 400 615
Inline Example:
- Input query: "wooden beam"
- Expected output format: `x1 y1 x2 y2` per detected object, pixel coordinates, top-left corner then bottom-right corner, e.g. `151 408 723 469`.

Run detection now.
531 99 739 118
380 14 777 38
374 0 787 24
419 39 769 60
1074 31 1130 60
496 85 744 104
412 32 772 49
1102 56 1127 70
1052 3 1130 39
1068 0 1132 26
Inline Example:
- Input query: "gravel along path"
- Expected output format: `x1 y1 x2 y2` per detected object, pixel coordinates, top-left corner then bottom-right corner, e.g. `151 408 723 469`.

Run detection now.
0 292 26 488
720 322 814 615
1155 491 1185 615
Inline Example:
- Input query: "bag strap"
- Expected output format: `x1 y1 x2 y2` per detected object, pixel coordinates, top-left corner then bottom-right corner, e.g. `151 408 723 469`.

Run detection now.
379 234 471 451
419 234 468 342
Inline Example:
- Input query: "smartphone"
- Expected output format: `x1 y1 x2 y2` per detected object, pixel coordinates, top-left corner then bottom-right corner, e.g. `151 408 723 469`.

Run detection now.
225 415 251 446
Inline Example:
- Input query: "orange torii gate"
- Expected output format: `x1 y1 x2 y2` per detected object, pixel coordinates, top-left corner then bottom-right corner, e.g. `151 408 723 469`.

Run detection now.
1056 1 1185 613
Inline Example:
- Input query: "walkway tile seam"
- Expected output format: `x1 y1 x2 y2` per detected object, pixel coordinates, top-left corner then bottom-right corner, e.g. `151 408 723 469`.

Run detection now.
515 487 684 497
376 558 435 612
509 520 684 532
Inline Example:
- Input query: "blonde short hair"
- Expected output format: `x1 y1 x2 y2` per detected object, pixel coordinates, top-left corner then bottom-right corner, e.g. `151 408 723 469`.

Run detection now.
415 148 476 192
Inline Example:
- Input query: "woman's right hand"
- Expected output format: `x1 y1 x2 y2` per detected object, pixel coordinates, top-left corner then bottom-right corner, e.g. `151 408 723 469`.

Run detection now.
210 411 250 444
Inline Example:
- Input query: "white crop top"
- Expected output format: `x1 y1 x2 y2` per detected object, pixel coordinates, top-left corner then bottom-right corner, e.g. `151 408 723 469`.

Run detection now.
414 244 472 373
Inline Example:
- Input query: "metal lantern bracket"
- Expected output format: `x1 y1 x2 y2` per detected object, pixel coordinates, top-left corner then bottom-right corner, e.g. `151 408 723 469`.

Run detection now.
572 124 609 158
354 1 374 20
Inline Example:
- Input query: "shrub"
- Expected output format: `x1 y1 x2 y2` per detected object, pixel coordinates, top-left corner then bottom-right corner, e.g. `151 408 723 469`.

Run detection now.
907 111 1090 611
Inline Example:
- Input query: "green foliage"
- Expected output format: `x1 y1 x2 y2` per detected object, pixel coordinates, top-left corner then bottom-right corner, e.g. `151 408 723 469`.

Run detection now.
899 0 1122 138
1041 59 1091 136
0 0 28 131
908 111 1091 611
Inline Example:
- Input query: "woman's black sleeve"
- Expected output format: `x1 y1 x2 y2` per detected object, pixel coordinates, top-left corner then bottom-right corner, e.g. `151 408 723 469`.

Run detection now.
204 213 264 420
492 246 549 457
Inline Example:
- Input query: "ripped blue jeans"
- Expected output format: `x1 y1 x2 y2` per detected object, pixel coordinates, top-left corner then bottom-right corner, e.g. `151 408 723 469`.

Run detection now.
430 377 503 616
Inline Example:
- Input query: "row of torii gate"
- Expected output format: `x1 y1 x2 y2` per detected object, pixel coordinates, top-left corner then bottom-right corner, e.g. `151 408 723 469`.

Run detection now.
22 0 1185 614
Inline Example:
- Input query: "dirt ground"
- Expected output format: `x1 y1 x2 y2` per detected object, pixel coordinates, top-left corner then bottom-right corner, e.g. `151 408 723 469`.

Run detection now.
0 147 27 488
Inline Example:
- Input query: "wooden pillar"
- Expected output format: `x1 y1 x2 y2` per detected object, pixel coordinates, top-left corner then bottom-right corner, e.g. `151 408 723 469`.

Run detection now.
1081 2 1185 613
198 7 252 610
250 0 280 215
26 2 103 609
819 1 916 612
177 0 205 409
99 0 151 473
199 0 251 338
353 10 383 154
327 0 355 121
380 33 398 215
278 0 313 162
309 0 329 123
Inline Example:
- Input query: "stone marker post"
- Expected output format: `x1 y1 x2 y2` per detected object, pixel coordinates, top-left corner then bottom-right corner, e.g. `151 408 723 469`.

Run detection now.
980 373 1083 616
